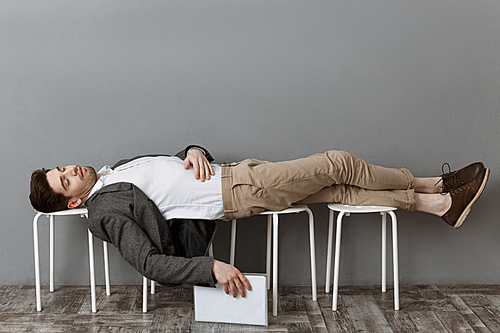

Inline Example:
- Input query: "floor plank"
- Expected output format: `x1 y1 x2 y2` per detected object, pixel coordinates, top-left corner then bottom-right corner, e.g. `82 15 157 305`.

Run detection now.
407 311 449 333
446 294 490 333
343 294 393 332
460 294 500 333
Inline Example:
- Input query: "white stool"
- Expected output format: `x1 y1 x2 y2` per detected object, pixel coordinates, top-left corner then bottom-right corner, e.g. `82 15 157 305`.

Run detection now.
33 208 105 312
229 205 317 316
33 208 153 313
325 204 399 311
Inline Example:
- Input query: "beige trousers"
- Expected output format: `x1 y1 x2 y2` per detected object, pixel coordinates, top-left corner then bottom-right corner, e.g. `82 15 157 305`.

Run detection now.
221 150 416 220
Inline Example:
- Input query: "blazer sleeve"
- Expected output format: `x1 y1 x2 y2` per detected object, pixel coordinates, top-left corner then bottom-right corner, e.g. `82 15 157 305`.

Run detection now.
87 185 216 287
101 213 215 286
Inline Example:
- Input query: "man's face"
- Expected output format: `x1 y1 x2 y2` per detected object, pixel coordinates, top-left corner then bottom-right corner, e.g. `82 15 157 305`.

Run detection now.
46 165 98 208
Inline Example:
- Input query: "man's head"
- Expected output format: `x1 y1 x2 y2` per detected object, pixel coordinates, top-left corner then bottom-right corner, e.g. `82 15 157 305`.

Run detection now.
30 165 98 213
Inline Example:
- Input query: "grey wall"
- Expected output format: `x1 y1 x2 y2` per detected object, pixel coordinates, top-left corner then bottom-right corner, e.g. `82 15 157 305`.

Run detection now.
1 0 499 287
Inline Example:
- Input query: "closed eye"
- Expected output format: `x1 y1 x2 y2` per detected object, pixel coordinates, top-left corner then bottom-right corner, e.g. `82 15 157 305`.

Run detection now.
56 167 69 191
59 176 66 190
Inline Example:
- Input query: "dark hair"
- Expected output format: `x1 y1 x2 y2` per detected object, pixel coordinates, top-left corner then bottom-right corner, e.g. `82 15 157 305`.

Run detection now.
29 168 69 213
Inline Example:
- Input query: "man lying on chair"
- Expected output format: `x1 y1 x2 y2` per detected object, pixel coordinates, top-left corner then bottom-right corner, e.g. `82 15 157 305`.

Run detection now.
29 145 490 297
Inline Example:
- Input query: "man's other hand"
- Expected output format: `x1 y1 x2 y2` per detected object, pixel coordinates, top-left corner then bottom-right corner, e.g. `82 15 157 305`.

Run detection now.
212 259 252 298
184 148 214 182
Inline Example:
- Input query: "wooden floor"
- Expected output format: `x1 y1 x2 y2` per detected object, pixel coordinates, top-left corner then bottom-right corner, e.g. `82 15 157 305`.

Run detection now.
1 284 500 332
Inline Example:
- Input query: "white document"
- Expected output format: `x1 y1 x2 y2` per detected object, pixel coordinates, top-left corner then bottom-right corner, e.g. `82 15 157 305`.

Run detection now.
194 273 268 326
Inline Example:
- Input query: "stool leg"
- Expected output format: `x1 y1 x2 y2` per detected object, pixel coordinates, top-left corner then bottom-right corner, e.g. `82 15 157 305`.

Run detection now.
142 277 148 313
33 213 43 311
230 219 236 266
49 215 55 293
272 214 279 317
381 212 387 293
103 241 111 296
332 212 345 311
88 230 97 313
266 215 272 290
325 210 334 293
305 208 317 301
151 280 155 295
389 211 399 310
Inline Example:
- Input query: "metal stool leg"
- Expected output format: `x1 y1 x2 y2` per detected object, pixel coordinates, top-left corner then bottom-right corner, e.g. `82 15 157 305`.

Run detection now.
143 276 148 313
103 241 111 296
325 210 334 293
332 212 346 311
230 219 236 266
305 208 317 301
389 211 399 310
33 213 43 312
381 212 387 293
266 215 272 290
49 215 55 293
272 214 279 316
88 230 97 313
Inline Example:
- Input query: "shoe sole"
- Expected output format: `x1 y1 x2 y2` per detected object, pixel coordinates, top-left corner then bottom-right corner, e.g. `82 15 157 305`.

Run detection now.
453 167 490 229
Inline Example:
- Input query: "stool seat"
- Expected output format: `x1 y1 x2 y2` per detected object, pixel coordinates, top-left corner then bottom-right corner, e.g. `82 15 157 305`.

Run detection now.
328 204 396 213
258 205 310 215
325 204 399 311
39 207 89 216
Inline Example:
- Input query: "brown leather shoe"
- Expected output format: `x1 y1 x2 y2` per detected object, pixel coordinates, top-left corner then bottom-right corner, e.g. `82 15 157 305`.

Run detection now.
439 162 486 193
441 167 490 229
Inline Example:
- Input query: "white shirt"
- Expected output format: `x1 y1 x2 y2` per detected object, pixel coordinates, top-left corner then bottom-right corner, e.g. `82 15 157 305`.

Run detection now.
87 156 226 221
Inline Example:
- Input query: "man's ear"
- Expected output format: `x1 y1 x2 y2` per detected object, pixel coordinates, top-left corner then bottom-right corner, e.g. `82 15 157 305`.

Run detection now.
67 198 82 209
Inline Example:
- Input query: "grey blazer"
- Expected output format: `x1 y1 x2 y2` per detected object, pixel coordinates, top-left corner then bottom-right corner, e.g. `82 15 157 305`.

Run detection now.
85 145 217 287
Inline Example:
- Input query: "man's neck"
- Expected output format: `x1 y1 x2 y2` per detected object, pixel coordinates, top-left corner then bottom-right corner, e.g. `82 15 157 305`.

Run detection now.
82 175 104 203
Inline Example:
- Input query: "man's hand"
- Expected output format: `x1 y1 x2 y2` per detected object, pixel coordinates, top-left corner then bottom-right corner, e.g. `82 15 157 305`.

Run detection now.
184 148 214 182
212 259 252 298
